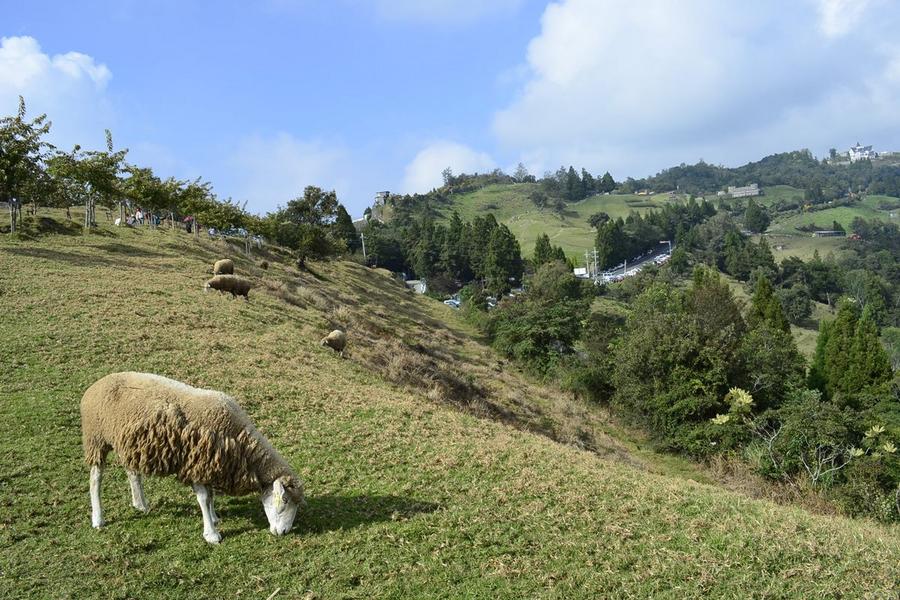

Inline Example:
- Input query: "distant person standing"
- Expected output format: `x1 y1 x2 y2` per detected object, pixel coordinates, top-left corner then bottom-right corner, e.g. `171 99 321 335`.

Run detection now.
135 208 144 225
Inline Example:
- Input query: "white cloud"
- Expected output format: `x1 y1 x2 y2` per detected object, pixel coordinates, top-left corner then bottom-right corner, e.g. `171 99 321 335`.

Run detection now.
493 0 900 179
402 141 495 193
372 0 523 24
0 36 114 150
815 0 872 37
226 133 353 214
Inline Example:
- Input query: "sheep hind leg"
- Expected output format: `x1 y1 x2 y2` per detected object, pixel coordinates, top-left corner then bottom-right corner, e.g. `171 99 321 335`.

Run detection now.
127 470 149 512
89 465 105 529
208 490 220 526
192 483 221 544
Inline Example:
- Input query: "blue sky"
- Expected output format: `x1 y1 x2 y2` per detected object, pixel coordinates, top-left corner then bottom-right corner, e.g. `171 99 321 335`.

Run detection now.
3 1 900 216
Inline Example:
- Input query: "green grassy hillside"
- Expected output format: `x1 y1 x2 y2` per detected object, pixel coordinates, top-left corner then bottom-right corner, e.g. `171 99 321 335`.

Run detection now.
770 205 896 233
433 184 678 260
1 217 898 598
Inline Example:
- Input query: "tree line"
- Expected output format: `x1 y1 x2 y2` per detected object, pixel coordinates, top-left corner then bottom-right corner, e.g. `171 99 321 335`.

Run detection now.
0 97 359 264
628 150 900 199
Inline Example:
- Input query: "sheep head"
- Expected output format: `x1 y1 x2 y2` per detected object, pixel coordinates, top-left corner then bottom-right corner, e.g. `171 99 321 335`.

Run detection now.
261 475 305 535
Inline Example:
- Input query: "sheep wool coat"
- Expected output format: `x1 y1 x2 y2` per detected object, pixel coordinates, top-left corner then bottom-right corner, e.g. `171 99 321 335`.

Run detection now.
205 275 252 298
213 259 234 275
81 372 300 497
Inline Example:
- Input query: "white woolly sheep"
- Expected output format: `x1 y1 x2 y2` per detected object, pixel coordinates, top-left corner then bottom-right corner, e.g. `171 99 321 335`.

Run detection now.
320 329 347 357
205 275 252 300
213 259 234 275
80 372 305 544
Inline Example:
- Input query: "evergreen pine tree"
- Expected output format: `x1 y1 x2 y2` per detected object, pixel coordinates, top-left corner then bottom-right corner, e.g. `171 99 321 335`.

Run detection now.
846 307 893 397
440 212 470 281
598 172 616 193
565 166 581 202
485 224 523 295
333 204 360 252
824 300 859 401
747 275 790 333
580 168 595 199
533 233 554 267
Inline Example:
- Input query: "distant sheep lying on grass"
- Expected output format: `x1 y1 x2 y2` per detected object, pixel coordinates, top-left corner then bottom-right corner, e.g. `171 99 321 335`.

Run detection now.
213 259 234 275
321 329 347 357
80 372 305 543
205 275 252 299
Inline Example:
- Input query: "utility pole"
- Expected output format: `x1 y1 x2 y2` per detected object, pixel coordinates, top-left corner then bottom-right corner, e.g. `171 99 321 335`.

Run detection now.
591 248 599 278
360 232 367 261
584 250 592 278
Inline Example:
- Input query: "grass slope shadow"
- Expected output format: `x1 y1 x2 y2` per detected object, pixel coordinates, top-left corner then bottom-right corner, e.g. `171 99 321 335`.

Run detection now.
221 494 439 536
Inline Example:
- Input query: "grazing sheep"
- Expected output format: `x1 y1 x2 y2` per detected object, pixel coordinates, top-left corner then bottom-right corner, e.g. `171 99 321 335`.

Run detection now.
320 329 347 357
213 259 234 275
205 275 252 300
80 372 305 543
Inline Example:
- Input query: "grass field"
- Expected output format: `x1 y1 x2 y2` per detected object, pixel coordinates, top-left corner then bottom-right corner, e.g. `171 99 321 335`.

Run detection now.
756 185 804 208
434 185 678 261
769 203 897 234
1 214 899 598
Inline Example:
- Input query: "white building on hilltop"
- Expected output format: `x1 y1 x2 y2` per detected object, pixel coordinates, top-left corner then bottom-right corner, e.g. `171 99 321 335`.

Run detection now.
727 183 760 198
849 142 878 162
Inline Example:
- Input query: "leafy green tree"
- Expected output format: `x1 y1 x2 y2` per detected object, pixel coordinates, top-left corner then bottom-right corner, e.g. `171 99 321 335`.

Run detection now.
513 162 530 182
490 260 590 375
267 186 342 268
0 96 51 234
123 166 172 226
173 178 216 238
777 284 813 325
736 324 805 412
588 211 610 229
613 280 741 455
50 131 128 230
743 199 770 233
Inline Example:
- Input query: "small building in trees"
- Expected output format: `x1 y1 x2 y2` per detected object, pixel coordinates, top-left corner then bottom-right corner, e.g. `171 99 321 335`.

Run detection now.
404 279 427 294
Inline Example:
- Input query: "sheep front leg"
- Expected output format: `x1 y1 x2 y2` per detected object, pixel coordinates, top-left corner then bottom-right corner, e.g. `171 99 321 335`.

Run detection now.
192 483 221 544
89 465 104 528
127 470 149 512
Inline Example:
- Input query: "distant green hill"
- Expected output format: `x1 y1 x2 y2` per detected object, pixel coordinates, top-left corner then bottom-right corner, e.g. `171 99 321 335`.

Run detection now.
397 179 898 263
424 184 683 260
